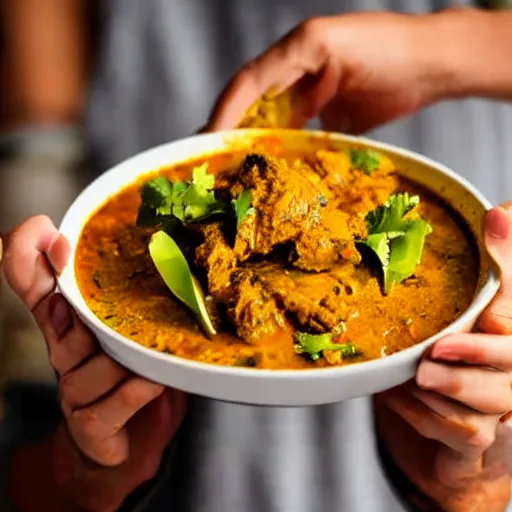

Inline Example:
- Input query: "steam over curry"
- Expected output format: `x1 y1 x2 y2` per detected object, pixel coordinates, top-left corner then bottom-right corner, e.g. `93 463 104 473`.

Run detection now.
75 139 478 369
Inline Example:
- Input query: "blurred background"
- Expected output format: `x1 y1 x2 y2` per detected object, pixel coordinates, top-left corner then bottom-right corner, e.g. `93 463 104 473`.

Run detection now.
0 1 101 415
1 0 512 427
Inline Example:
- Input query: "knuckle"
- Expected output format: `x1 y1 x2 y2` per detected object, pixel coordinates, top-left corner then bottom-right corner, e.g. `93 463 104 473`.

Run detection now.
235 61 261 94
296 17 325 41
443 371 463 396
103 355 127 379
117 381 152 410
467 427 495 451
97 439 128 467
479 299 512 335
48 349 64 374
58 371 76 403
72 408 103 441
414 418 437 441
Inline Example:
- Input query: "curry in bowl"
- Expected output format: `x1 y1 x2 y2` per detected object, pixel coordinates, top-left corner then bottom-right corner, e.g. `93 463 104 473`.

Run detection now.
75 137 478 370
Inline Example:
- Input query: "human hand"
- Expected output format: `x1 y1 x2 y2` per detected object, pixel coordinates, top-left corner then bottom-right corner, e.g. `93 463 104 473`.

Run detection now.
375 204 512 512
2 216 187 512
206 9 478 133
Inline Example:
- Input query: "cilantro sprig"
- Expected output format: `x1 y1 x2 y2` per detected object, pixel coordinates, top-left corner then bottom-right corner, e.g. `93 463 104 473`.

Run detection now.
136 163 227 229
350 149 382 175
358 193 432 294
294 332 359 361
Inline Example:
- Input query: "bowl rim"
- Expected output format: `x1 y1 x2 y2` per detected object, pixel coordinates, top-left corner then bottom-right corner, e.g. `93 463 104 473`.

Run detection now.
57 128 501 380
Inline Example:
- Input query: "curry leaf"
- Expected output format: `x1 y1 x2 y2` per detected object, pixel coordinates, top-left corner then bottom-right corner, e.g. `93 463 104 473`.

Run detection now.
294 332 359 361
350 149 381 175
232 189 253 228
148 230 216 336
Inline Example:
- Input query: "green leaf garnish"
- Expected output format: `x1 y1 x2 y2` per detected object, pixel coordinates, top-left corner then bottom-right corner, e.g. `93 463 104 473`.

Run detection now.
232 189 253 228
350 149 381 175
383 219 432 293
358 193 432 294
148 230 216 336
140 176 173 215
136 163 226 229
366 193 419 233
294 332 359 361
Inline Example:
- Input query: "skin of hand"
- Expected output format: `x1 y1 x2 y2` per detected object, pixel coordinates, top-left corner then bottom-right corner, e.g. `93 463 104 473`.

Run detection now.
206 8 512 134
207 11 452 133
2 216 187 512
205 8 512 510
375 204 512 512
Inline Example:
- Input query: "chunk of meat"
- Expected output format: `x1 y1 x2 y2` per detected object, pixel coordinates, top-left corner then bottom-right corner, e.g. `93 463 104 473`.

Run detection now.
233 154 328 258
293 209 366 271
224 262 351 341
256 264 350 332
195 223 237 302
227 268 284 343
232 154 360 271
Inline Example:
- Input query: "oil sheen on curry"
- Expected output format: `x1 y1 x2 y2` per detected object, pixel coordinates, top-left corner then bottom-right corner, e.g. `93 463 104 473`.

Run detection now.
75 139 478 370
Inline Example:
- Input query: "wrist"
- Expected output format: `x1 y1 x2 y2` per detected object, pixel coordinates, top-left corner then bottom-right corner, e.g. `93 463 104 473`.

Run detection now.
421 8 512 101
9 431 87 512
52 424 136 511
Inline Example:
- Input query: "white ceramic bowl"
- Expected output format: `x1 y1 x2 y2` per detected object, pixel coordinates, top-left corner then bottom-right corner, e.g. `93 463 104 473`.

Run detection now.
57 129 500 406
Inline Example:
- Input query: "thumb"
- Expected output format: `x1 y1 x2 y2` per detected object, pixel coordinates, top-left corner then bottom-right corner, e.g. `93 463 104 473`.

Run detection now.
477 205 512 335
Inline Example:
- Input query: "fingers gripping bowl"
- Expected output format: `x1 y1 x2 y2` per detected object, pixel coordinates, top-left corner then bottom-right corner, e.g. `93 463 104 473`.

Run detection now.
57 130 499 406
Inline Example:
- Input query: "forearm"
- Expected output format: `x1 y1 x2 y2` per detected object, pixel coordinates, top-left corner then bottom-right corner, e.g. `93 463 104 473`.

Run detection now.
7 423 179 512
427 8 512 101
9 425 141 512
7 433 86 512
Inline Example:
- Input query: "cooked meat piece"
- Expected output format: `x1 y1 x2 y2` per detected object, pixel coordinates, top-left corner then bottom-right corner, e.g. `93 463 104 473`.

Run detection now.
293 209 366 271
256 264 350 332
226 268 284 343
191 153 397 344
195 223 237 302
224 262 350 339
233 154 328 259
232 154 358 270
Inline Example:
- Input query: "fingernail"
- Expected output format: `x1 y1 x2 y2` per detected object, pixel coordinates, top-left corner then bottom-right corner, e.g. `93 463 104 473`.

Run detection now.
416 362 436 389
485 207 509 239
49 294 72 338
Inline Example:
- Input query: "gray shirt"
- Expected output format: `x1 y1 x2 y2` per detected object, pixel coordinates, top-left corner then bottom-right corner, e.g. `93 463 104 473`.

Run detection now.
83 0 512 510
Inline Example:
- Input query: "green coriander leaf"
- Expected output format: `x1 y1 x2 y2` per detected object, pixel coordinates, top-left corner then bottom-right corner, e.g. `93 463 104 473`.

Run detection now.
366 192 419 234
383 219 433 294
350 149 381 175
294 332 360 361
358 193 432 294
